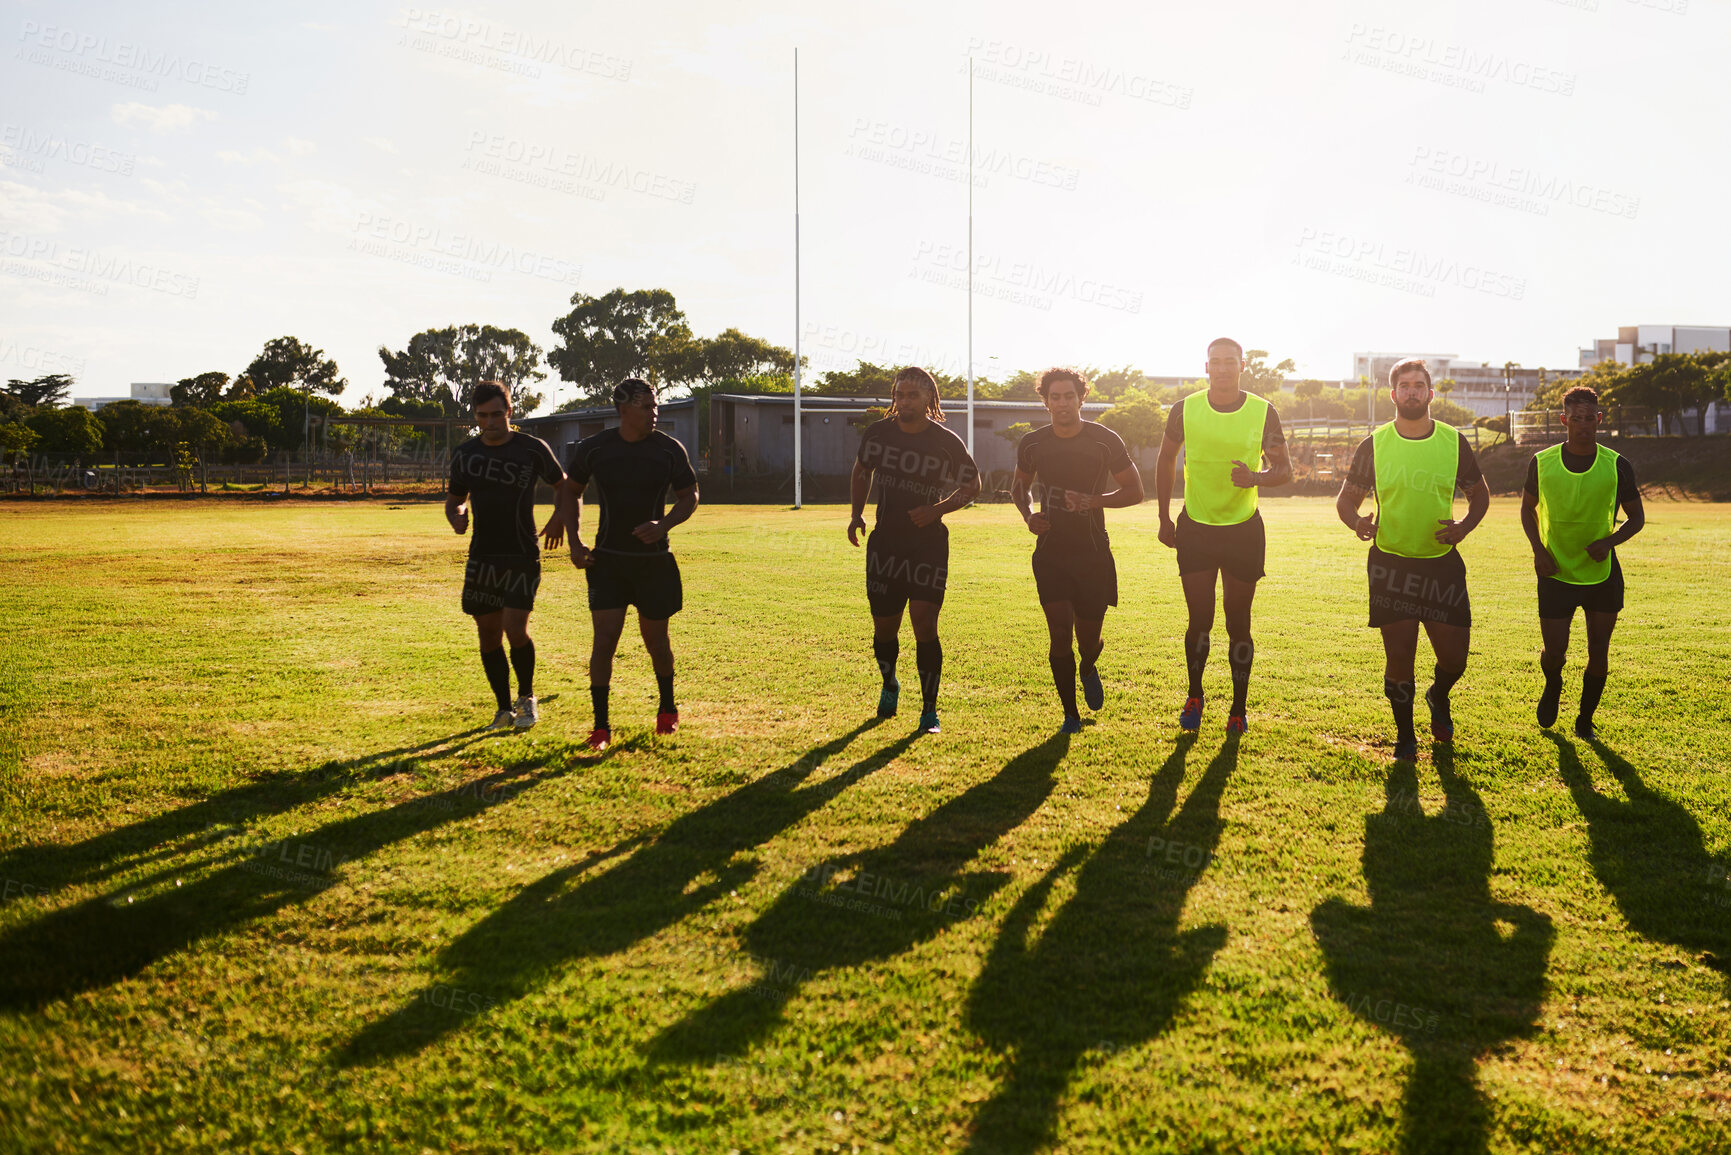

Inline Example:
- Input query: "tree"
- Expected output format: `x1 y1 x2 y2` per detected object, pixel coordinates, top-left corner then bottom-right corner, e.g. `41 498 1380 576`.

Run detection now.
378 324 547 416
1082 366 1149 402
26 405 105 454
1435 377 1457 398
172 371 230 407
1429 397 1476 427
173 406 236 450
97 400 185 453
1099 391 1166 450
242 336 346 398
997 422 1034 447
1241 350 1294 396
4 374 74 407
699 328 797 384
814 361 898 397
549 288 692 402
211 387 341 452
1293 379 1326 419
0 420 40 461
1618 353 1716 436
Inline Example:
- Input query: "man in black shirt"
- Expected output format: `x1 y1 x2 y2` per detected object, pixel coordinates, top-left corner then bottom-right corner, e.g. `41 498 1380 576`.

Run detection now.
562 378 699 752
445 381 567 731
1518 385 1645 738
1012 368 1143 733
847 366 981 734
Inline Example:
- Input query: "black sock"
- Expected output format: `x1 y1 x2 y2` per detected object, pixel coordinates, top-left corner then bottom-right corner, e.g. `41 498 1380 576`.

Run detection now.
1050 647 1079 718
872 637 900 689
509 641 535 699
916 638 943 713
590 684 610 731
1080 637 1103 674
1228 637 1254 715
1429 663 1464 709
1538 656 1564 727
1384 679 1416 742
1184 629 1211 698
1580 673 1606 723
657 672 676 715
481 647 512 712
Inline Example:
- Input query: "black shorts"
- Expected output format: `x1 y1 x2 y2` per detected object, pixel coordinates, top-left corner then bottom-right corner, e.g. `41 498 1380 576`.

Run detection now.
1175 509 1266 583
463 554 541 616
866 527 948 617
1367 546 1472 629
1033 542 1118 620
586 551 683 619
1538 554 1624 618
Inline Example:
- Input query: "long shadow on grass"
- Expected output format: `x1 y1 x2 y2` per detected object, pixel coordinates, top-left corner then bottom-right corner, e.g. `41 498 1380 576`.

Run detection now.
0 727 500 899
1553 733 1731 976
0 746 568 1010
646 732 1072 1063
1311 749 1553 1155
337 720 908 1066
961 733 1232 1155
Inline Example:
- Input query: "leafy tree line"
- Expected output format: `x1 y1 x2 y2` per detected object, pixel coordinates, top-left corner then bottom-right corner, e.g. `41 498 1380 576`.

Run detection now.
1528 351 1731 437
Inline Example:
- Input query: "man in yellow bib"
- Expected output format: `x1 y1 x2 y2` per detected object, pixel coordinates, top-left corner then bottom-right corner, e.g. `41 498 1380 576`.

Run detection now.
1519 385 1644 739
1156 337 1292 733
1336 357 1490 761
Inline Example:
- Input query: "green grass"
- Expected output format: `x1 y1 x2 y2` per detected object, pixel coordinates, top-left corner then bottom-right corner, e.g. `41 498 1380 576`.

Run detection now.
1 497 1728 1153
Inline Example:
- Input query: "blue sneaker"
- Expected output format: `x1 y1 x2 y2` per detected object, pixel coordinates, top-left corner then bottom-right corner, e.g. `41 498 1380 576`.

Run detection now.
1060 714 1084 735
1179 696 1204 731
1080 663 1104 711
918 709 941 734
877 682 899 719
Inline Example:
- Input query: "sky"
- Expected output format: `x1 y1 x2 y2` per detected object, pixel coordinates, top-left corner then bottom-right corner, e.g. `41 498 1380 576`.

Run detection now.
1 0 1724 411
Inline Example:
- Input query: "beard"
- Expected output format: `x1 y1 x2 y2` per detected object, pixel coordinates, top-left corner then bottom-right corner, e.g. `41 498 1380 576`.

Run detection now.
1395 396 1429 420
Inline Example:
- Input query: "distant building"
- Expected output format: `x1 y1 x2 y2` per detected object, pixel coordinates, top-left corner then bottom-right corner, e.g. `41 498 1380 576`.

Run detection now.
80 382 174 411
515 398 699 467
1351 353 1583 419
1579 324 1731 368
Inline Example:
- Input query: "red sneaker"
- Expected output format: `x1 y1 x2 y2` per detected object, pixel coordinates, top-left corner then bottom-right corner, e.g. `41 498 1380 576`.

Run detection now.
585 727 611 751
1226 714 1248 735
656 711 679 735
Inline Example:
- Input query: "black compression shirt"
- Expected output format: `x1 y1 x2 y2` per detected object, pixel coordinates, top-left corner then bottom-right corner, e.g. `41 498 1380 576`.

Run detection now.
565 428 697 554
856 418 979 536
1016 421 1133 551
447 432 564 557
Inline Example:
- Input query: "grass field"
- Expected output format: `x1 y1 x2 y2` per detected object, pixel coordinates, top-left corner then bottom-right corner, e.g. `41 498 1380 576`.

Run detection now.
1 496 1728 1153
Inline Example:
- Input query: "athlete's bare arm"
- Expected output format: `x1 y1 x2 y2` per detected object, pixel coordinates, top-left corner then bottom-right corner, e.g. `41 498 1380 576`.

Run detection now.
1435 477 1490 545
1155 433 1183 548
633 483 699 544
1012 467 1048 535
912 468 982 528
445 493 469 535
1592 486 1645 561
1066 463 1144 512
542 476 573 549
1519 489 1558 577
1336 480 1375 540
847 460 871 546
1232 440 1293 489
564 486 592 568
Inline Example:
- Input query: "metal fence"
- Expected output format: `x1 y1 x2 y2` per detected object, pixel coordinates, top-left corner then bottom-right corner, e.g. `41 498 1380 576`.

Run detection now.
1 450 458 496
1512 407 1658 446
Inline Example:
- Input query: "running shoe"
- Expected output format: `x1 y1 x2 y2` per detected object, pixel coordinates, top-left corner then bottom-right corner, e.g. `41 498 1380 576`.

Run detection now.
1573 716 1597 741
1393 736 1419 761
1179 696 1204 732
1060 714 1084 735
1080 663 1104 711
512 696 538 730
1226 713 1247 735
918 709 941 734
585 727 611 752
656 711 679 735
488 708 515 732
877 682 899 719
1424 687 1454 744
1536 674 1562 728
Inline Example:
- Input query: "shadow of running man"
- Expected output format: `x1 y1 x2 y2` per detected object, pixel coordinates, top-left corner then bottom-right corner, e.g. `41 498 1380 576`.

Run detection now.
338 719 911 1066
1552 732 1731 978
1312 748 1553 1155
645 731 1072 1064
961 733 1233 1155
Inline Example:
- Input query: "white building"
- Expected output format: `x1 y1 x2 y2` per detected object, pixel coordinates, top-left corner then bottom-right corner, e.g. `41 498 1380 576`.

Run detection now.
1579 324 1731 369
80 382 174 411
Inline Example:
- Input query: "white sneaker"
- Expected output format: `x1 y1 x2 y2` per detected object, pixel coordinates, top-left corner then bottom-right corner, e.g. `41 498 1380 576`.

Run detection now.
513 696 539 730
488 708 515 731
